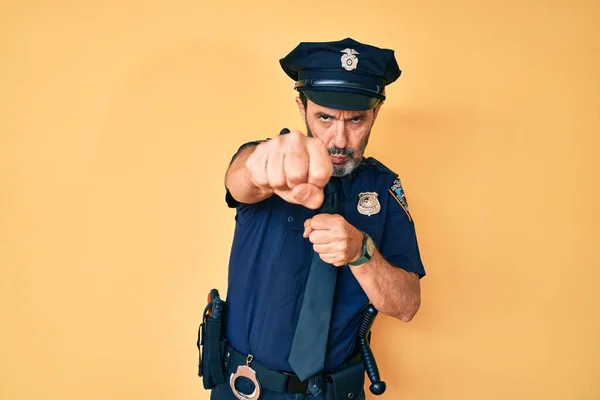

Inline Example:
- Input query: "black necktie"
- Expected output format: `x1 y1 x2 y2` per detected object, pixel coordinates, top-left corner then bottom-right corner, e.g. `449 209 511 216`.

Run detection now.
288 177 343 382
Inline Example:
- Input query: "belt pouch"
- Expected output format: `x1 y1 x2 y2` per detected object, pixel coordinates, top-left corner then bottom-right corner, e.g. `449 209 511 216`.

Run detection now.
325 362 365 400
200 315 227 389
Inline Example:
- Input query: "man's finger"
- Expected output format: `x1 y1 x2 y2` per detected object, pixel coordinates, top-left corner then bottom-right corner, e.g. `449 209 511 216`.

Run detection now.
303 219 313 238
273 184 323 209
266 145 287 190
318 253 337 265
304 218 311 230
284 134 309 188
306 139 332 189
307 213 340 230
307 230 332 245
313 243 335 254
303 226 313 239
290 183 323 209
245 147 269 189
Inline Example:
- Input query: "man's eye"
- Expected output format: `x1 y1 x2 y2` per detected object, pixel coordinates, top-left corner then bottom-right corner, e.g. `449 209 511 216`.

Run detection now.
319 115 330 121
351 117 363 122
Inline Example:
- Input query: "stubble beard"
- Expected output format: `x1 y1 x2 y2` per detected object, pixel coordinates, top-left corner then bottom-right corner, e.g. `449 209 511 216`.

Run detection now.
305 123 371 177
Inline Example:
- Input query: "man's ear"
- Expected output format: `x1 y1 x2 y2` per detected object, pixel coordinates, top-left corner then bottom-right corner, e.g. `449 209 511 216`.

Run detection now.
295 96 307 121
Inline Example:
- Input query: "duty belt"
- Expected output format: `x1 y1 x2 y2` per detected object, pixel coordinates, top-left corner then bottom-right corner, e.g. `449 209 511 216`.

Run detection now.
223 344 362 394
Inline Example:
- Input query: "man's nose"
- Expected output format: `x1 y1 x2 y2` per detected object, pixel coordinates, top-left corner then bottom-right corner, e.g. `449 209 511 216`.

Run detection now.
332 123 348 149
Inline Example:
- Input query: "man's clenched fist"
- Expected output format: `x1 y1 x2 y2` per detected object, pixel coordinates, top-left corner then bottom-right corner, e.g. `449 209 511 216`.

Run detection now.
245 131 333 209
303 214 364 266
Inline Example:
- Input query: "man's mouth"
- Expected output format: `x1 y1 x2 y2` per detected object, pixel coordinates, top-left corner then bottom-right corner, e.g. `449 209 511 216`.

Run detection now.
330 155 347 164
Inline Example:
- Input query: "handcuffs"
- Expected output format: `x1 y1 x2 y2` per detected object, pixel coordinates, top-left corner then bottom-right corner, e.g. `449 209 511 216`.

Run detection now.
229 354 261 400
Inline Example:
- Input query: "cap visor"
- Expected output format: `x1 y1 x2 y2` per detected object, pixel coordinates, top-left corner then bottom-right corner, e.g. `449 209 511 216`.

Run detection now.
302 90 380 111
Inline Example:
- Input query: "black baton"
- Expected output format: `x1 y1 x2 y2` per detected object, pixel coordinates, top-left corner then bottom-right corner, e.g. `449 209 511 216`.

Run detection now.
357 304 386 395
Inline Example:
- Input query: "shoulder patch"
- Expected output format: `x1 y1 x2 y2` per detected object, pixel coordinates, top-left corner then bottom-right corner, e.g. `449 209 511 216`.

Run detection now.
389 178 412 221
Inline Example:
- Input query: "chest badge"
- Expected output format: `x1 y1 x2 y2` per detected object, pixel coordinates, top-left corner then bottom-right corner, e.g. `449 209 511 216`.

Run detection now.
357 192 381 216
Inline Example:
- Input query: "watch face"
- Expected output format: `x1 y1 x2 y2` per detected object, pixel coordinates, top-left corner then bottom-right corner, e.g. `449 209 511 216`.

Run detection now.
366 236 375 257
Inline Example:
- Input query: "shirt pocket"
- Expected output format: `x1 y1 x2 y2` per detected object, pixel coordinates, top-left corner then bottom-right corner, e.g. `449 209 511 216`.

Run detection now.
346 192 387 248
269 205 315 309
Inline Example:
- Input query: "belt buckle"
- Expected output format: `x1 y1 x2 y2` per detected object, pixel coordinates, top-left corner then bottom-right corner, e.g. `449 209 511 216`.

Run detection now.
229 354 261 400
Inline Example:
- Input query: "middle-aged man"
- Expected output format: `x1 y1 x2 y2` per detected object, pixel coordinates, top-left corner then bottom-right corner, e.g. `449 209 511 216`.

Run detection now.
209 37 426 400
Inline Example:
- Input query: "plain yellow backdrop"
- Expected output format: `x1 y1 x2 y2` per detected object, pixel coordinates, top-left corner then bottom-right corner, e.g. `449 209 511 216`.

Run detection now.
1 1 599 399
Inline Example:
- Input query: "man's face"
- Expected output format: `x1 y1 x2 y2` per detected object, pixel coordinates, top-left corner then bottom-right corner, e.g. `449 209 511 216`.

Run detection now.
296 97 382 177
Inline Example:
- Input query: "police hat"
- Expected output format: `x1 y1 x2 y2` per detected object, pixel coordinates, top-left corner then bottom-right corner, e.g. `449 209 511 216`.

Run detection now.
279 37 402 111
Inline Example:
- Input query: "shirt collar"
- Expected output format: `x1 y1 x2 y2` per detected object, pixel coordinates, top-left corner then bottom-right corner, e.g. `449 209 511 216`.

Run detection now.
340 157 369 199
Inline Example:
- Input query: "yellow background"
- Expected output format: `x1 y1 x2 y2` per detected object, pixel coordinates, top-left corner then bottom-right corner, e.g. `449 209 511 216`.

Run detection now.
1 1 599 399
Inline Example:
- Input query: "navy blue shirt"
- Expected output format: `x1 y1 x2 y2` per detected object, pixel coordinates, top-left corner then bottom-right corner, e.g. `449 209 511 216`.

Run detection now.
223 139 426 374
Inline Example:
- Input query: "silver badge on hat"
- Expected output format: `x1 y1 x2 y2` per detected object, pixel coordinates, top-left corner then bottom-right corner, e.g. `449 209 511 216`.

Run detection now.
357 192 380 216
341 48 359 71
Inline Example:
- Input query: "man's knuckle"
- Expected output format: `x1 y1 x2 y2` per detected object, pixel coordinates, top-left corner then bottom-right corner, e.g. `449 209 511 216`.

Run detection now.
308 136 324 147
254 176 268 187
248 168 265 185
245 156 257 170
284 131 304 146
315 165 329 177
268 174 286 188
291 130 305 140
286 168 305 183
264 137 277 150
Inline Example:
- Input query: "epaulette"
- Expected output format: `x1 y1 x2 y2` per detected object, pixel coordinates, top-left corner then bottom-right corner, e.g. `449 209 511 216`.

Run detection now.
360 157 398 177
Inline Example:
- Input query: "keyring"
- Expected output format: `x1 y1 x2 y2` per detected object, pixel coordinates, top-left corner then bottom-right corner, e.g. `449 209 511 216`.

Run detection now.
229 354 262 400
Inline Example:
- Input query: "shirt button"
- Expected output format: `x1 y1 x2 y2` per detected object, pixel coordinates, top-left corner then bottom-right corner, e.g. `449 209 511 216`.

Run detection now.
287 216 294 222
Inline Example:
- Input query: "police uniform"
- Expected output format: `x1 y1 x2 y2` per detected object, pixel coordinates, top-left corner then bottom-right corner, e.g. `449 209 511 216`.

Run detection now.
211 38 426 400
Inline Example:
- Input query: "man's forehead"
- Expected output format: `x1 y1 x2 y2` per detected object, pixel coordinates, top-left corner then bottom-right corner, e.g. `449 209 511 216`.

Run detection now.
307 99 370 117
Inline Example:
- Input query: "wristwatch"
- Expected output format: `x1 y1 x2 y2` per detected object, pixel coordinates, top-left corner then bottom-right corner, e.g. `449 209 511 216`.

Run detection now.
349 231 375 266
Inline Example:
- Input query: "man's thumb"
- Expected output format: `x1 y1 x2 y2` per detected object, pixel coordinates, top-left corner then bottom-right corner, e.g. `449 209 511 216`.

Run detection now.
291 184 323 210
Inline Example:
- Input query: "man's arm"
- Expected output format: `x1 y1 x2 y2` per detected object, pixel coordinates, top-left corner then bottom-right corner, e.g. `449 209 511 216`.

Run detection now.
349 251 421 322
303 213 423 322
224 132 332 209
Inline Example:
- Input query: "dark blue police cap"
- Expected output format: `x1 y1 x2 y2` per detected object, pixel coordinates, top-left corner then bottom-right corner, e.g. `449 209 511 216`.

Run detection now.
279 37 402 111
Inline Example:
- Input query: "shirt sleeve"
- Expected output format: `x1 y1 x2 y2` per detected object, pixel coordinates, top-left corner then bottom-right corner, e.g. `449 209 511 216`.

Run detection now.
224 140 265 208
378 179 426 278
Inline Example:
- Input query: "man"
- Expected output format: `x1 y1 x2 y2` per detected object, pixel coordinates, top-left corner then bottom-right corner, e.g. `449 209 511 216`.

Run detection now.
211 38 426 400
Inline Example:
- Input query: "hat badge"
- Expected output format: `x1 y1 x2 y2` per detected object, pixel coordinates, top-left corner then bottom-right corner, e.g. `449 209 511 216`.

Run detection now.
340 48 359 71
357 192 380 216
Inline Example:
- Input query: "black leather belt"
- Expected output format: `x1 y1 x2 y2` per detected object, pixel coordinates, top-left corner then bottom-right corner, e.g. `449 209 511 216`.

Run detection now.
223 345 361 394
